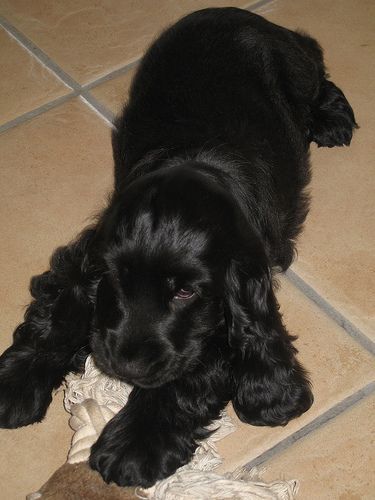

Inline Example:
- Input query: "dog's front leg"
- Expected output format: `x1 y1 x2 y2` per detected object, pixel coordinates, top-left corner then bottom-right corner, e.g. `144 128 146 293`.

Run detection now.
90 360 230 487
0 227 101 428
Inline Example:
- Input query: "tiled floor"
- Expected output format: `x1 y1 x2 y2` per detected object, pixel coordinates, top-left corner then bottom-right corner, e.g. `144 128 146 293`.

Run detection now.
0 0 374 498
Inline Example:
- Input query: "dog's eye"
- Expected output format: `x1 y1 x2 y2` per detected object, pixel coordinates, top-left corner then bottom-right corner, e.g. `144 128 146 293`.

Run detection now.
174 288 195 300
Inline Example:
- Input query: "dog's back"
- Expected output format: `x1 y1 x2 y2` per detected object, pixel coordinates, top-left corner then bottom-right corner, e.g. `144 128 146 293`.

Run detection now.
112 7 356 269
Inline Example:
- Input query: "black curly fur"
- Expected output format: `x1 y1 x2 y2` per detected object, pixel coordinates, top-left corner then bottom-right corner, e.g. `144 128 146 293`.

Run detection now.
0 8 356 486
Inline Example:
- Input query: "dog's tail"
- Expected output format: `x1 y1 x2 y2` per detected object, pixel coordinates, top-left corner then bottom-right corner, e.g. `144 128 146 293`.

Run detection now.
309 79 358 147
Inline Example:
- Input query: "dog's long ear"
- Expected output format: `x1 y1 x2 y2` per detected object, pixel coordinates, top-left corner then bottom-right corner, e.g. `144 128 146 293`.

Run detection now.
225 242 313 427
309 79 358 147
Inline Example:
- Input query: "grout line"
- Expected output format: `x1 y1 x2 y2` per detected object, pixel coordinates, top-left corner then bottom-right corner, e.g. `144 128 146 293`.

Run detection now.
0 93 78 134
244 0 276 11
79 94 115 127
245 380 375 469
0 16 115 128
286 268 375 356
0 17 79 91
82 60 139 91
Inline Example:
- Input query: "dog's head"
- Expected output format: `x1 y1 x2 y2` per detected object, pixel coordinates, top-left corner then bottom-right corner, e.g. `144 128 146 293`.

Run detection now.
90 163 269 388
90 162 312 427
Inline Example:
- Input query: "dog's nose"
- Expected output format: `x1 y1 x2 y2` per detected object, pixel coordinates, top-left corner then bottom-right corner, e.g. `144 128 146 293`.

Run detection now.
118 349 172 386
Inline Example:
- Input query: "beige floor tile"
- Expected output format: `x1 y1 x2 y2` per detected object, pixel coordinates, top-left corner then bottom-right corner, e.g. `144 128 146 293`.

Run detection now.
217 278 374 473
262 394 375 500
0 27 69 125
0 98 113 354
0 0 254 85
0 391 73 500
265 0 375 340
90 67 136 115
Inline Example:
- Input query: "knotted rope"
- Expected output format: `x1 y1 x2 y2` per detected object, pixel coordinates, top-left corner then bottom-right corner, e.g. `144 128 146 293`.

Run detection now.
63 355 298 499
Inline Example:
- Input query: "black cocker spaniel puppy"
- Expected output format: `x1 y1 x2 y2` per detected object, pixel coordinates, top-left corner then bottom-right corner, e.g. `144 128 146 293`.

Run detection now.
0 8 357 487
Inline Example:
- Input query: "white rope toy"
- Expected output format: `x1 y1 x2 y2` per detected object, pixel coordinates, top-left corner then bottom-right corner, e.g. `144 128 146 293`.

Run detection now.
64 355 298 499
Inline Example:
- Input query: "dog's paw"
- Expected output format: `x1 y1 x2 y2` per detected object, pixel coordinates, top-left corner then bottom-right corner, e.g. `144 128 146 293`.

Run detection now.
235 384 313 427
233 368 314 427
0 346 54 428
89 416 195 487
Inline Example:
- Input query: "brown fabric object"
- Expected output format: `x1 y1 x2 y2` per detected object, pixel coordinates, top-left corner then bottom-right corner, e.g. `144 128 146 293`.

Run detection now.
27 462 137 500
